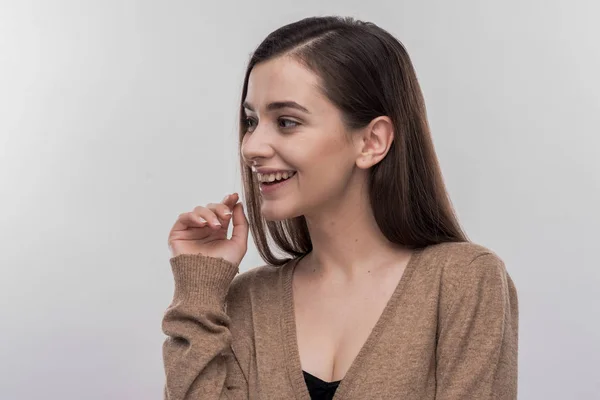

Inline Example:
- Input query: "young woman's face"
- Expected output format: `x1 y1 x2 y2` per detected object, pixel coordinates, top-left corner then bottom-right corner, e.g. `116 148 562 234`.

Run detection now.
241 55 362 221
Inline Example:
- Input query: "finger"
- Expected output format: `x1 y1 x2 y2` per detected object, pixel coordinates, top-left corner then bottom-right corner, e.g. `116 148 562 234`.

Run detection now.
169 227 211 241
230 201 249 250
221 192 239 207
193 206 223 229
207 200 235 219
221 193 239 227
206 202 234 227
177 211 209 229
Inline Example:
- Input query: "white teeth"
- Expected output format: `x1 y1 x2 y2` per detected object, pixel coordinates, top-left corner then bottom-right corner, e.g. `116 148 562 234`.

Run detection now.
257 171 296 183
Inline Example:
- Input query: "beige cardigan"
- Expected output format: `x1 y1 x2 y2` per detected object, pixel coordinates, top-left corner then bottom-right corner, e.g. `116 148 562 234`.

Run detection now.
162 242 518 399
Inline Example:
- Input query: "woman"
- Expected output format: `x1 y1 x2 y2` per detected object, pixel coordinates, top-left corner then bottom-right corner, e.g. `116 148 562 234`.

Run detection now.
163 16 518 400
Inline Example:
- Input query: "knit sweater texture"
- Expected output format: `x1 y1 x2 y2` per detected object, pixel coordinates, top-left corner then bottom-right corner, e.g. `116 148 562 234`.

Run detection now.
162 241 518 399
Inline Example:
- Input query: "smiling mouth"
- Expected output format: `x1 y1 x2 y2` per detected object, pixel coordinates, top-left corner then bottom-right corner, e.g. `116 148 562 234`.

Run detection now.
259 171 297 186
258 172 297 194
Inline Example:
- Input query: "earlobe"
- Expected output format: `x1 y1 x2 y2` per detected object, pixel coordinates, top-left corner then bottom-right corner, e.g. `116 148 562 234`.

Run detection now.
355 150 374 169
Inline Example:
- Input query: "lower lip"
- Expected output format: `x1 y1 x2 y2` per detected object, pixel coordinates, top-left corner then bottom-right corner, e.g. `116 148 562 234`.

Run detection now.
259 174 296 194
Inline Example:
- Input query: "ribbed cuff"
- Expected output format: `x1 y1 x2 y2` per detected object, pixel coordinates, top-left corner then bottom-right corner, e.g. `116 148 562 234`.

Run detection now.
169 253 239 305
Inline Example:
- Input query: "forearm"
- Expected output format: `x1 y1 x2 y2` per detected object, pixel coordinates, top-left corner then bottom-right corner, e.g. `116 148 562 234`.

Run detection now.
162 254 246 400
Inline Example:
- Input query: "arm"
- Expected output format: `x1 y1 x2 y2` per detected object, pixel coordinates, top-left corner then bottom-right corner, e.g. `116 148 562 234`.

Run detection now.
435 253 519 399
162 253 248 400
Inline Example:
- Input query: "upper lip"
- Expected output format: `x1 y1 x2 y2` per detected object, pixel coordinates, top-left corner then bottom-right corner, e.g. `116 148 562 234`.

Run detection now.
252 167 296 175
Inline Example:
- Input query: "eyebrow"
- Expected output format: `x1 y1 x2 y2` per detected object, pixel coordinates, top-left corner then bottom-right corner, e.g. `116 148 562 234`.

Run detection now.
242 101 310 114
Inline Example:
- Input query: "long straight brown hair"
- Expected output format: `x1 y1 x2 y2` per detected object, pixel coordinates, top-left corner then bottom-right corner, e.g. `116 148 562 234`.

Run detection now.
237 16 468 266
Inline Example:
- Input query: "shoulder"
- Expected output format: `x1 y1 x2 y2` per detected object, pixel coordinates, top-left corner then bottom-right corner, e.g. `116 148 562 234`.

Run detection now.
420 241 503 267
227 262 286 297
418 242 516 319
418 241 512 300
225 257 296 312
420 241 507 275
224 258 296 340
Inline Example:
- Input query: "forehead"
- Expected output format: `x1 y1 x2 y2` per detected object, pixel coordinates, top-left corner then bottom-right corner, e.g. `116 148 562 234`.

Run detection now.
245 56 323 110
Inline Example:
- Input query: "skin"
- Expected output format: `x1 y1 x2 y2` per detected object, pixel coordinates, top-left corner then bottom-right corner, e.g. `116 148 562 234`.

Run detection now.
240 55 415 382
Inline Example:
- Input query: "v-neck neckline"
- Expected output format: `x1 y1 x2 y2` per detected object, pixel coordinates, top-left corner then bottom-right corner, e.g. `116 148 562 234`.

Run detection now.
280 247 425 399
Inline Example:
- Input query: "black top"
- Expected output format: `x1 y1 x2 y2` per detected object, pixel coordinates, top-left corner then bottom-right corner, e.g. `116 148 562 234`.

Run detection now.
303 370 341 400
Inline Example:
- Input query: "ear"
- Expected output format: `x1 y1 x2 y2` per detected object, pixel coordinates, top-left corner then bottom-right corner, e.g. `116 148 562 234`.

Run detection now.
355 116 394 169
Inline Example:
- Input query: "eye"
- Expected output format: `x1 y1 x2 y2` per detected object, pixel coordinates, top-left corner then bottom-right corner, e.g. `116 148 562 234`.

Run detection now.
244 117 257 132
278 118 300 129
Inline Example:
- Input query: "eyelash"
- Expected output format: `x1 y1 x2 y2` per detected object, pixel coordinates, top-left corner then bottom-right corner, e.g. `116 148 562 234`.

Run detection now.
244 117 300 132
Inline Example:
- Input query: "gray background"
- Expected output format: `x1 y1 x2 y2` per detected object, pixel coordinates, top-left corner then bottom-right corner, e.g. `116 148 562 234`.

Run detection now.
1 1 599 399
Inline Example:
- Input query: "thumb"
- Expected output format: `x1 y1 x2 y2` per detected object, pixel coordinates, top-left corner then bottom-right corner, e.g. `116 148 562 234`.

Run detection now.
230 201 249 249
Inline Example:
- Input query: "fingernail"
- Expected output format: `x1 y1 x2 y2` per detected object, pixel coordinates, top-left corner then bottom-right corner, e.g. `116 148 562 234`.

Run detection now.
199 217 207 223
213 220 221 226
224 210 233 216
222 194 230 202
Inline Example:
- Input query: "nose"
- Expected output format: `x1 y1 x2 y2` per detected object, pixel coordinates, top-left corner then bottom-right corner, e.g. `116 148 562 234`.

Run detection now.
241 123 276 166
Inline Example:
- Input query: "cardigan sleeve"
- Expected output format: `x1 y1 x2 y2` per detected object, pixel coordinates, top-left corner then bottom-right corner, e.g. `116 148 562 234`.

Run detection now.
162 253 249 400
435 252 519 399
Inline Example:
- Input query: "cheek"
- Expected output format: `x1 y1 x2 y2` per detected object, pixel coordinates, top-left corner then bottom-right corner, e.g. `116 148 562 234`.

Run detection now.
319 133 354 169
300 139 354 186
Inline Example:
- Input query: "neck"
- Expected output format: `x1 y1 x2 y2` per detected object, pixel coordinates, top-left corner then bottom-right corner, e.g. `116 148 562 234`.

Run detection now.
301 175 411 280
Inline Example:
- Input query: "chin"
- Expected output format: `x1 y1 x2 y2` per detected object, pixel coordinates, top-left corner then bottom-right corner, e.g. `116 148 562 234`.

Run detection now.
260 202 301 222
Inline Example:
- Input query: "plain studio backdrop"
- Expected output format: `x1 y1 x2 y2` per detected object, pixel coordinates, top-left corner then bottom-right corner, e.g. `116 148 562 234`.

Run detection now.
1 1 598 399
